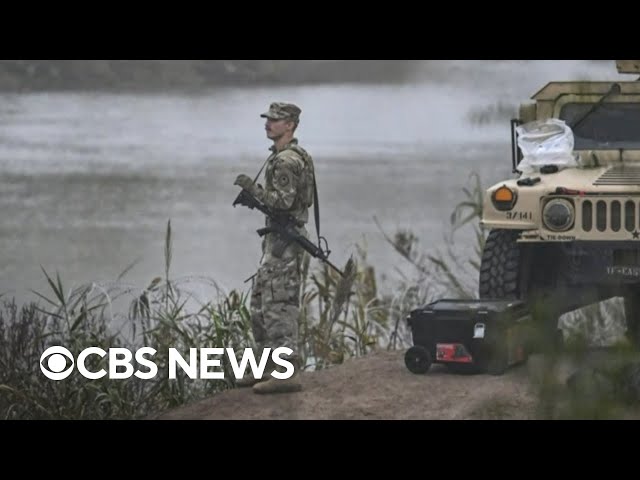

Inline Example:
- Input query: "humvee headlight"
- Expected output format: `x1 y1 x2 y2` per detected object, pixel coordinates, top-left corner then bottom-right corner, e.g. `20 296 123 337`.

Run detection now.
492 185 517 211
542 198 574 232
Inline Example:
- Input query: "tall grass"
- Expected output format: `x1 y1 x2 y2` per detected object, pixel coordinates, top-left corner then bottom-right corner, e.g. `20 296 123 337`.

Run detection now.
0 220 256 419
0 218 399 419
297 241 420 370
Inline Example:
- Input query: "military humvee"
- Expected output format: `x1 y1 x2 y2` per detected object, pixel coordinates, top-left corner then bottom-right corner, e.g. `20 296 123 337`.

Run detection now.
479 60 640 348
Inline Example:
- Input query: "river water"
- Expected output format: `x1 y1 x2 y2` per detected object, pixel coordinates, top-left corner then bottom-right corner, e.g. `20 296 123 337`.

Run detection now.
0 61 623 308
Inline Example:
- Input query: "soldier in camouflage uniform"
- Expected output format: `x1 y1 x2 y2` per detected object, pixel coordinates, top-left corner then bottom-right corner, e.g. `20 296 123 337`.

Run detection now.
234 102 315 394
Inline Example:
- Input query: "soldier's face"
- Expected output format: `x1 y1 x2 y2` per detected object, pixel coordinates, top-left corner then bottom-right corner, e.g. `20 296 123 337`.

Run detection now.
265 118 294 140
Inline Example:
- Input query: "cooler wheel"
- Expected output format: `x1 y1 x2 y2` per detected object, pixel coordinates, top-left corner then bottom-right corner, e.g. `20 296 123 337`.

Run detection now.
405 345 432 374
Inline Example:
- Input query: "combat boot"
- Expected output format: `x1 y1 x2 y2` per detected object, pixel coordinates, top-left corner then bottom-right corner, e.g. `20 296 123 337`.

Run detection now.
252 356 303 394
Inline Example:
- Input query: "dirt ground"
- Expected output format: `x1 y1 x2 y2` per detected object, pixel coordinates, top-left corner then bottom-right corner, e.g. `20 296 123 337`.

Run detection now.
148 348 640 420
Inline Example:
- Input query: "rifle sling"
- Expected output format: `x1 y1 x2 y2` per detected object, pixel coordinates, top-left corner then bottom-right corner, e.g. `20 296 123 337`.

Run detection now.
313 167 321 248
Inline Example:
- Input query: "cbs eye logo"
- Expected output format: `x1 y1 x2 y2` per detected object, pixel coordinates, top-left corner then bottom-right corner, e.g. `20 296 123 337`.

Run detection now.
40 346 75 380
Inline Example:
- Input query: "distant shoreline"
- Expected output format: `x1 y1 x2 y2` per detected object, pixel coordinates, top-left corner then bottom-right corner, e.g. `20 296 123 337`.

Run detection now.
0 60 432 93
0 60 615 94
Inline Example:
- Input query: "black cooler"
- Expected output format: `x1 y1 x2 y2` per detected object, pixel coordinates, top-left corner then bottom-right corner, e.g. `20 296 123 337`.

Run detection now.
404 298 533 375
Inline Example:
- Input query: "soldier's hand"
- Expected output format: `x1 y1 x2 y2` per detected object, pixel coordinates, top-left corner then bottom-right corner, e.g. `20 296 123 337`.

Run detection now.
234 174 254 191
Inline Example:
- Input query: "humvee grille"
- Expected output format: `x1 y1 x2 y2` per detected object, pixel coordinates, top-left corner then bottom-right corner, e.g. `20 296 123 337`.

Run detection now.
594 165 640 186
582 199 639 232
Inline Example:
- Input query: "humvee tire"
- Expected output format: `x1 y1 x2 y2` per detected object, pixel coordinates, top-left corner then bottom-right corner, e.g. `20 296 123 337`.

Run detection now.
479 229 523 299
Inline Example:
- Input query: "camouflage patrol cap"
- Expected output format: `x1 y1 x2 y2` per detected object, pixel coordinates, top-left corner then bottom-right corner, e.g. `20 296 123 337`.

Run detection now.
260 102 302 121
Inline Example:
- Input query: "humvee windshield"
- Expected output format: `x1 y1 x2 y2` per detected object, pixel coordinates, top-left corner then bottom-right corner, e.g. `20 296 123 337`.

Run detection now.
559 103 640 150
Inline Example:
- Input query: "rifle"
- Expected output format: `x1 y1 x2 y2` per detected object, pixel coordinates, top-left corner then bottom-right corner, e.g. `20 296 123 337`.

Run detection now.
233 188 345 278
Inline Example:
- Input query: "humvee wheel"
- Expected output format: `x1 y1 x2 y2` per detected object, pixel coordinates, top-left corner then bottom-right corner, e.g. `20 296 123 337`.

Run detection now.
479 229 523 299
405 346 432 374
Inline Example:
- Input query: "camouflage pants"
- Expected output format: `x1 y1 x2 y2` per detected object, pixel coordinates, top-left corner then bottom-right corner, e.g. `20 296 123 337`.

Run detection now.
250 254 302 357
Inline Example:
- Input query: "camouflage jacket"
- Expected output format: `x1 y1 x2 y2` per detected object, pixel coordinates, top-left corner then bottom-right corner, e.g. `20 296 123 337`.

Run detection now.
252 138 315 260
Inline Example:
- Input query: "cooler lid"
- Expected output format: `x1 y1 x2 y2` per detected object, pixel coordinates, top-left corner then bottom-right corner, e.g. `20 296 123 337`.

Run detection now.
419 298 526 314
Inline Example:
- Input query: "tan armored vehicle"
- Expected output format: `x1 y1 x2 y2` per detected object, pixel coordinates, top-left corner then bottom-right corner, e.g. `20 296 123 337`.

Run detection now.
479 60 640 348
